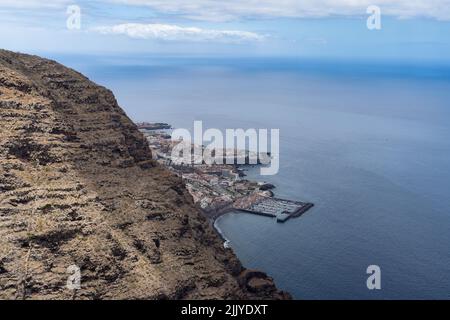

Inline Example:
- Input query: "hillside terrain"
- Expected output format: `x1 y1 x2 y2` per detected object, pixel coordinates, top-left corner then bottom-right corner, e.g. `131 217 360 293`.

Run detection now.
0 49 290 300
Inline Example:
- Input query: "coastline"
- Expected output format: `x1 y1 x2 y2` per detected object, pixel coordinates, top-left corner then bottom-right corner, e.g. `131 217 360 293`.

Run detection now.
139 125 315 247
213 215 231 245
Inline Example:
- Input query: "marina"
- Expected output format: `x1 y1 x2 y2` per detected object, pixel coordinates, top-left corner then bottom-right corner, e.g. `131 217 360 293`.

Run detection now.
236 197 314 223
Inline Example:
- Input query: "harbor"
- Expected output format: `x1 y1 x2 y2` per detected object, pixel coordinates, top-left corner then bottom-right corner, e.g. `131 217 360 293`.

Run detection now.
234 195 314 223
140 124 314 224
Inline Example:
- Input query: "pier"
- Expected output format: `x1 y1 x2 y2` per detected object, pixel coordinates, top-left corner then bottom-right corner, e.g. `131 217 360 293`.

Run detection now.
234 195 314 223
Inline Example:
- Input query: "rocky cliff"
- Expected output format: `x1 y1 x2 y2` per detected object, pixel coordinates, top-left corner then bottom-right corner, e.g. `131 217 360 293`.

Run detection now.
0 49 290 300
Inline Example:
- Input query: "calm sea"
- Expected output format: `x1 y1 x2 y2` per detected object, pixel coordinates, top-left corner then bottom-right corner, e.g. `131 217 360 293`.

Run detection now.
58 56 450 299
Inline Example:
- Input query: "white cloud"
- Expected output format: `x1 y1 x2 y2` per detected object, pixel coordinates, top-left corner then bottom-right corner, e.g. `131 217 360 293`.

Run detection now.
0 0 70 8
112 0 450 21
93 23 265 42
3 0 450 21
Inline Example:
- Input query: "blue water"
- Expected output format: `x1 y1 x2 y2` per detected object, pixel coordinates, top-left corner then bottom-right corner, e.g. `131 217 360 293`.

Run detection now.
57 56 450 299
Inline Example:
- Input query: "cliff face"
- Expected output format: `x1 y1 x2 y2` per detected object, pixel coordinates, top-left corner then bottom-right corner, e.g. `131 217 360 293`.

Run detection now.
0 50 290 300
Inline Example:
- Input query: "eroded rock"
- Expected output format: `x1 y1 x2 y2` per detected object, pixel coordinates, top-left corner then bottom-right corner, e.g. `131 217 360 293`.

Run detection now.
0 49 290 300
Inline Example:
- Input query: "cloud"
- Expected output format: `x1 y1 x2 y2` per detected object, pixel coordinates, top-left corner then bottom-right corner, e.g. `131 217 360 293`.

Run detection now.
111 0 450 21
93 23 265 42
3 1 450 21
0 0 70 8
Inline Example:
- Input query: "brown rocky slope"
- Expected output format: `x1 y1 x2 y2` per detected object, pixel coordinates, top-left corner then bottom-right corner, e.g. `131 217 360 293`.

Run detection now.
0 49 291 300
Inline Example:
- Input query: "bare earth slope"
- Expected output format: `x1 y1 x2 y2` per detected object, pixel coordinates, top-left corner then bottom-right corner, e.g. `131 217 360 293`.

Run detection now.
0 50 290 300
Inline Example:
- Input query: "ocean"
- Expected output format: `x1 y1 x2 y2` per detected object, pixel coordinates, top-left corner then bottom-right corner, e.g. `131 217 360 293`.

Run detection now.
58 56 450 299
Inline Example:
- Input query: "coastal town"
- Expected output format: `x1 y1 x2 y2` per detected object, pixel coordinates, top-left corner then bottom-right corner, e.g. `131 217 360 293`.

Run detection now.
138 122 314 224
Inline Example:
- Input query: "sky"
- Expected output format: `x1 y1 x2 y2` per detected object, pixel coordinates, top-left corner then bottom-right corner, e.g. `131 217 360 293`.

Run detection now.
0 0 449 63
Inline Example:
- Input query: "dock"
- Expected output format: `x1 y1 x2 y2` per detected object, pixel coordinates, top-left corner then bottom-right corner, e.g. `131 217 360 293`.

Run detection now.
234 195 314 223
